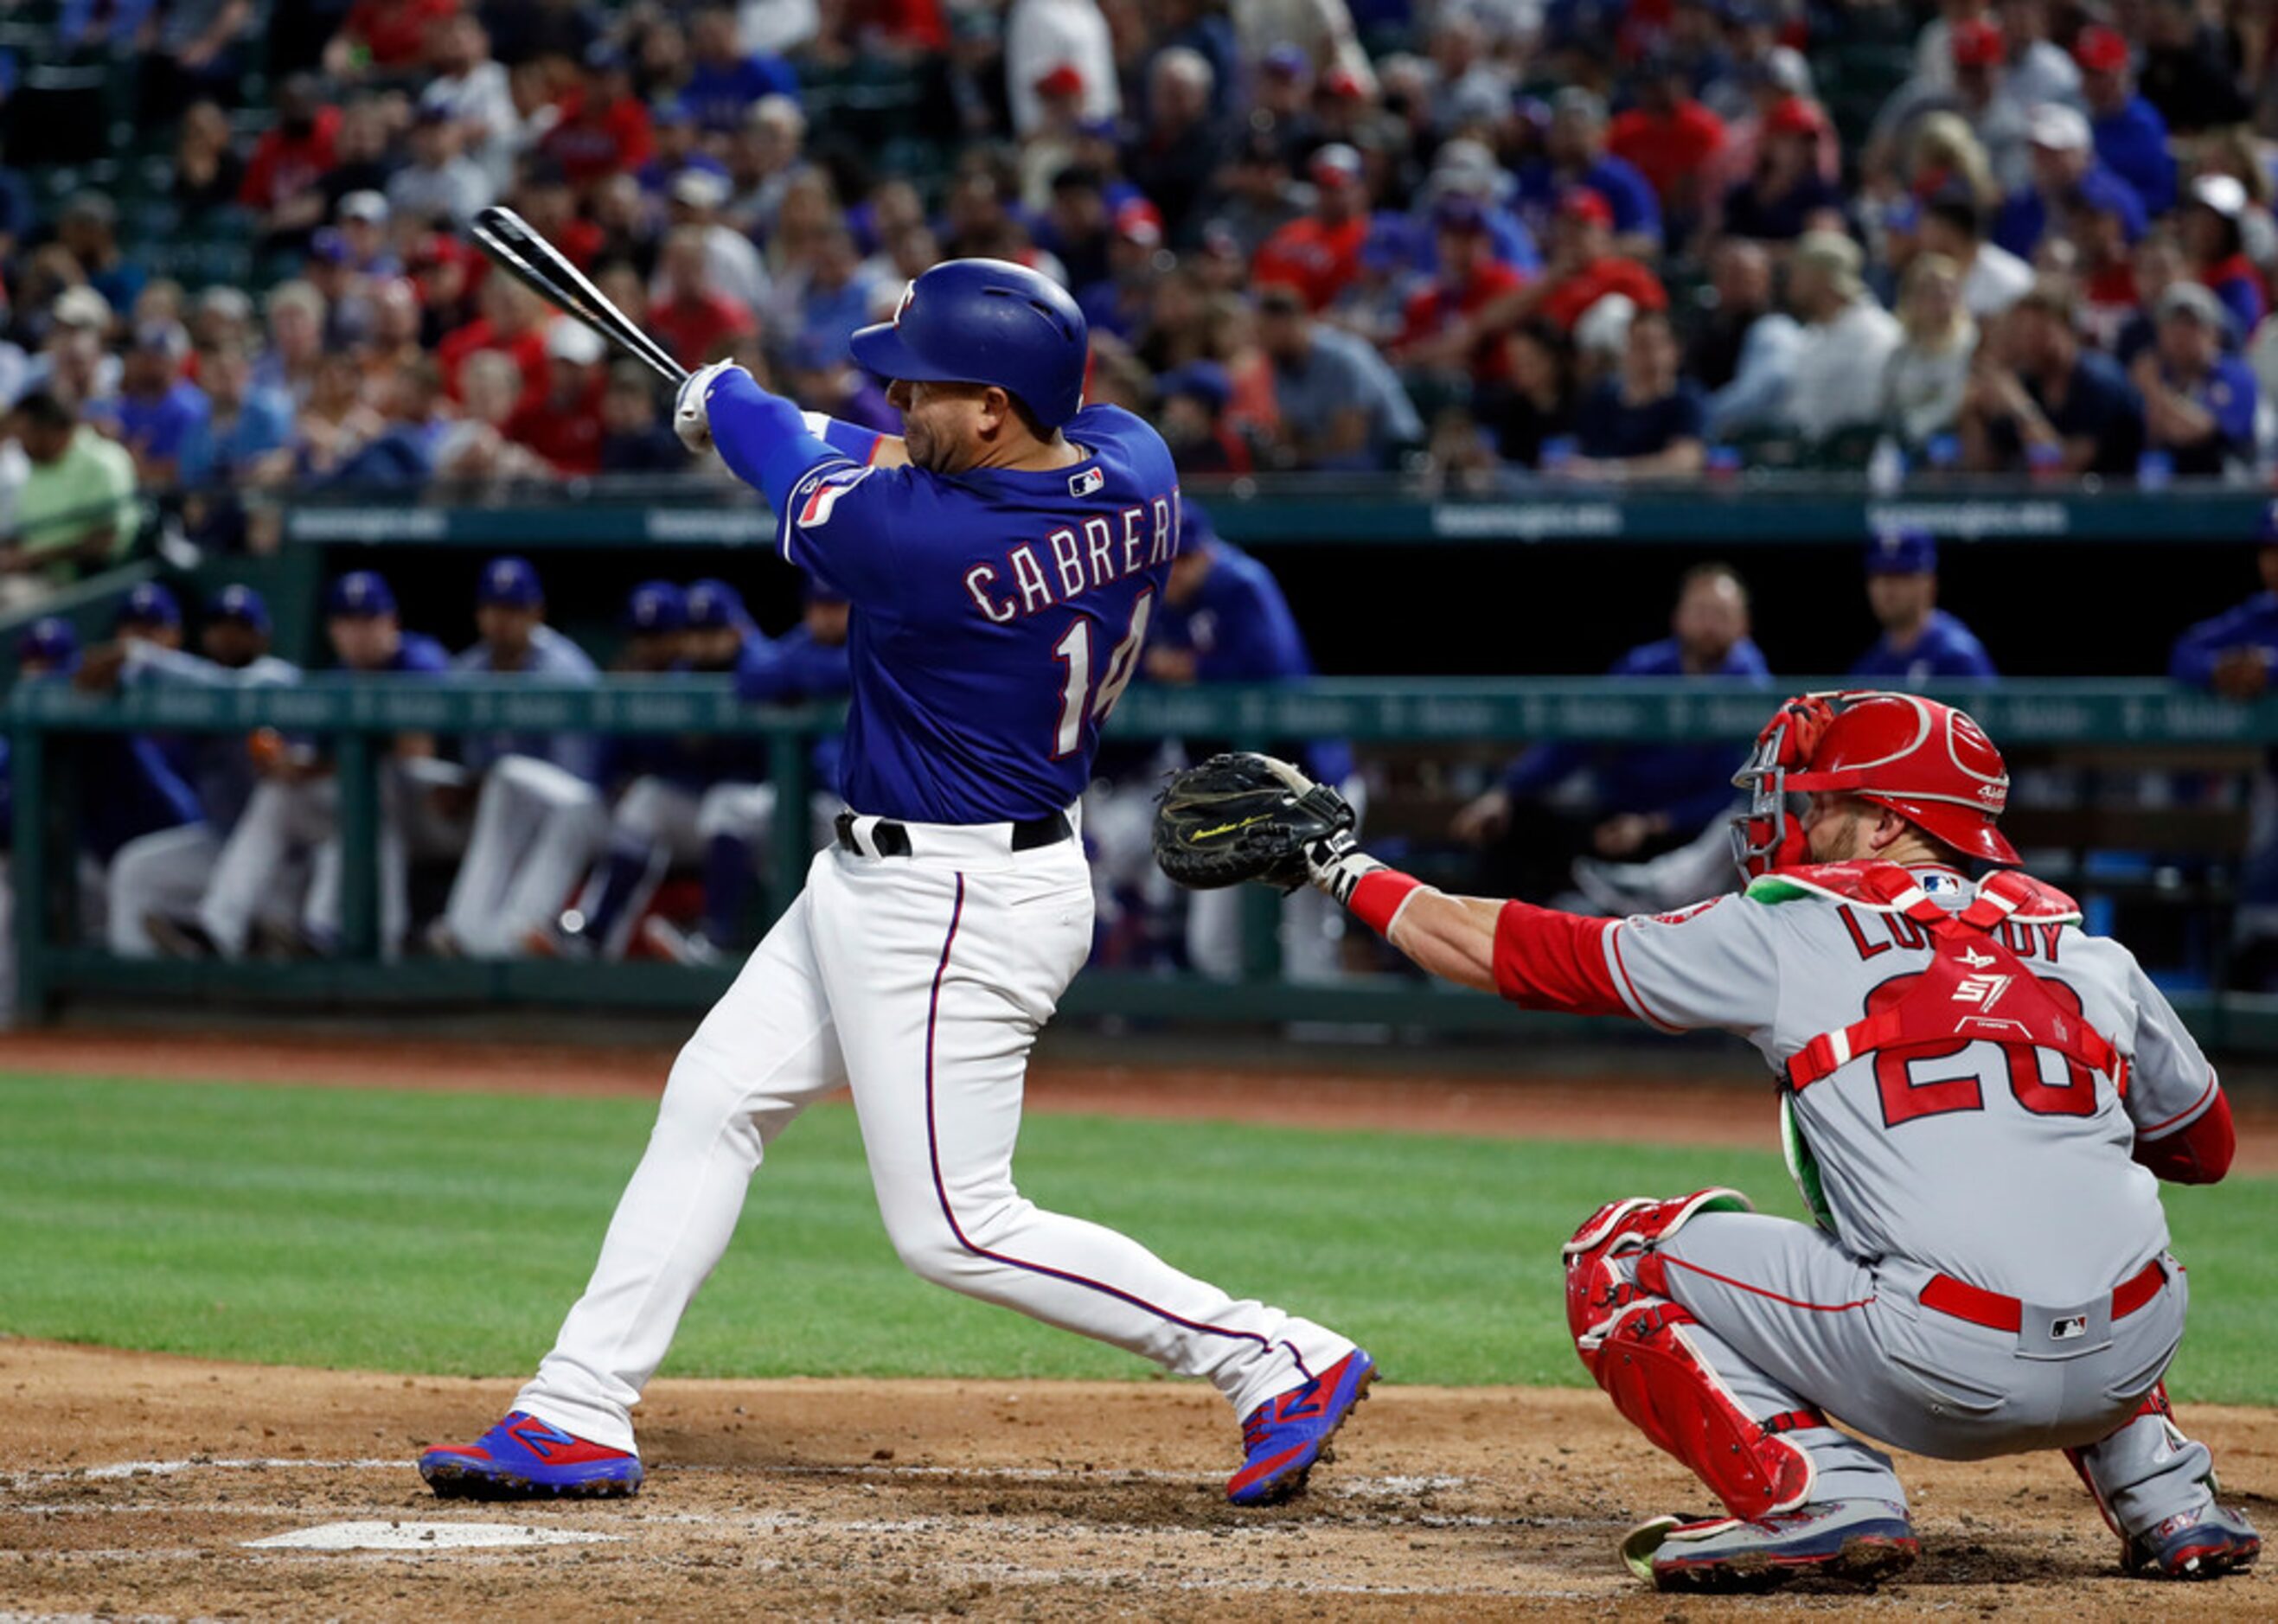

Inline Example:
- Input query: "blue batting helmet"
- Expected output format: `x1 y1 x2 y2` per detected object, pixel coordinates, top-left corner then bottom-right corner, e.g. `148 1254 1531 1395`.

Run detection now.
848 259 1088 429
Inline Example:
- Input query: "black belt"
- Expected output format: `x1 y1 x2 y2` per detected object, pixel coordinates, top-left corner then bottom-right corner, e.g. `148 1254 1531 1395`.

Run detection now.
834 809 1072 857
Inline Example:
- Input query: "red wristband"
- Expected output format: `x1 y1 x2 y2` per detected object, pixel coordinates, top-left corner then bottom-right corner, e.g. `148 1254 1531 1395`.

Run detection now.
1348 869 1425 938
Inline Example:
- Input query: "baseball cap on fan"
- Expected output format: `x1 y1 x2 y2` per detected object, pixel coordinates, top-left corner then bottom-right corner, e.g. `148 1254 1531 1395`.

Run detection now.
477 555 545 608
2025 103 2089 153
1309 144 1364 189
547 318 607 367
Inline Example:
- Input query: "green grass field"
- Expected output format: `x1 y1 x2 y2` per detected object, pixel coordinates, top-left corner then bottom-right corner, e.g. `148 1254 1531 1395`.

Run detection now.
2 1073 2272 1403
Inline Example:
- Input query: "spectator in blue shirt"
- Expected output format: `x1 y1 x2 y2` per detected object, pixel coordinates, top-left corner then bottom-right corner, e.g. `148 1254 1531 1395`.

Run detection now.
2075 26 2176 216
89 323 209 489
1992 103 2146 262
2134 282 2260 477
1512 88 1663 260
1456 561 1772 901
178 341 292 487
1567 309 1709 477
1961 278 2145 475
676 4 797 132
432 557 606 960
1851 529 1999 685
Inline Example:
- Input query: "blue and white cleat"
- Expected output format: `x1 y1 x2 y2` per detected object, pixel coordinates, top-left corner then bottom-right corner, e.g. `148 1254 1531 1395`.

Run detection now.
419 1410 643 1500
2125 1502 2261 1580
1226 1348 1376 1506
1622 1499 1918 1593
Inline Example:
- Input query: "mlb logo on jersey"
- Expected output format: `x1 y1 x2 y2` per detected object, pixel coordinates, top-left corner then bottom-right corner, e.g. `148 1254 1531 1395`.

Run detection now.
1069 467 1104 498
2051 1314 2089 1341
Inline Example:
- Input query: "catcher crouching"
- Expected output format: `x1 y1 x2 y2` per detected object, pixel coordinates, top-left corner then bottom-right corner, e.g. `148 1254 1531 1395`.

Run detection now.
1152 694 2260 1593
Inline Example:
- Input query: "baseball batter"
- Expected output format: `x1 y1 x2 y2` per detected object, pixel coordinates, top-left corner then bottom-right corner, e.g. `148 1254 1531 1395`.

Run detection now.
1156 693 2257 1591
419 259 1373 1504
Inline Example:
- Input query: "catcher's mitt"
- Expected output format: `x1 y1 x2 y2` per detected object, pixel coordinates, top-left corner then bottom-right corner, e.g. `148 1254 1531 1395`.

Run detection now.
1153 752 1356 892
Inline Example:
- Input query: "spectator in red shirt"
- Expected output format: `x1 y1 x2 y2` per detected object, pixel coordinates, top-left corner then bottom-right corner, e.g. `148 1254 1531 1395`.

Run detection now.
437 273 551 409
1606 55 1725 246
327 0 461 79
649 227 758 370
1469 189 1671 337
1392 196 1530 385
541 45 656 192
240 75 341 250
1251 144 1371 312
507 320 608 475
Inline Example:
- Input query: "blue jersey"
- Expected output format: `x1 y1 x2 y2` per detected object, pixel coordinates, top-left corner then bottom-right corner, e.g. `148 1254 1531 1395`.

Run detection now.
714 375 1180 823
381 631 452 676
1850 609 1999 687
1501 636 1771 834
1149 537 1352 785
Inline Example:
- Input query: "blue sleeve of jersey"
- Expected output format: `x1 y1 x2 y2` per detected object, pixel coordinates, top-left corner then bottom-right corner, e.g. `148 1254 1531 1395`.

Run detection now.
711 369 906 604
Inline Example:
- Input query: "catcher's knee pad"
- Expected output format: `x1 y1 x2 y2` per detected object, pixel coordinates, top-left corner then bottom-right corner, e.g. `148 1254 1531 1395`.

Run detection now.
2064 1383 2215 1540
1564 1189 1818 1519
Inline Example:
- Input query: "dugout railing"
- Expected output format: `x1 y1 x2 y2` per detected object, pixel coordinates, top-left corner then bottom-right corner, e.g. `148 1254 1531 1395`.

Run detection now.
15 675 2278 1049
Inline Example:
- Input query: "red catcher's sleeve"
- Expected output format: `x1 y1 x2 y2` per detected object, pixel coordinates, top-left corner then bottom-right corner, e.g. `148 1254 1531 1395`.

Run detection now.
1492 900 1629 1016
2134 1088 2236 1185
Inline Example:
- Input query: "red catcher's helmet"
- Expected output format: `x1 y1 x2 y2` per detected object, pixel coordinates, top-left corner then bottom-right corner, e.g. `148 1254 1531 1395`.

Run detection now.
1731 691 2018 878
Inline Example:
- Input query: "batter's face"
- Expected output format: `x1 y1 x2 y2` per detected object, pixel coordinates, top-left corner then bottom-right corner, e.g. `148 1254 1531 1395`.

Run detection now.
888 378 1009 475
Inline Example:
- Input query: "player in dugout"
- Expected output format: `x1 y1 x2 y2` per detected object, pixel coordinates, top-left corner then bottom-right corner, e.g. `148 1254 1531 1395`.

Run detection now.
1156 692 2256 1591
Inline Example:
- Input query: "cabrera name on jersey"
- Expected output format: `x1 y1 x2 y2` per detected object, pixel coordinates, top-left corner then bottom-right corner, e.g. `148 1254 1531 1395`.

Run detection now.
776 405 1181 826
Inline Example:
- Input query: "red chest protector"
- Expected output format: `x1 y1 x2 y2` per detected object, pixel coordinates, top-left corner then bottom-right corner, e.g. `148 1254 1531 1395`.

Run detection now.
1772 863 2128 1097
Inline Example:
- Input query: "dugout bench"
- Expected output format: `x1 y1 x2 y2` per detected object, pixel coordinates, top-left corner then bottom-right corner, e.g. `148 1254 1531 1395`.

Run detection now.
13 675 2278 1051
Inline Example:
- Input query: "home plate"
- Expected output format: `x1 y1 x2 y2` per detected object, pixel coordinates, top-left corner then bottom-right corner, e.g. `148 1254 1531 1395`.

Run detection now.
245 1520 621 1550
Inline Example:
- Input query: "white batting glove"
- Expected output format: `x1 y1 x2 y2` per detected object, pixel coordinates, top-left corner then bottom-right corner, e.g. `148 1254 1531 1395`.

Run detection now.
674 360 742 454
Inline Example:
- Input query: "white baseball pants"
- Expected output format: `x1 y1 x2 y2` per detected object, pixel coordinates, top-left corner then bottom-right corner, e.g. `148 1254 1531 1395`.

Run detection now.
519 815 1353 1453
442 756 607 958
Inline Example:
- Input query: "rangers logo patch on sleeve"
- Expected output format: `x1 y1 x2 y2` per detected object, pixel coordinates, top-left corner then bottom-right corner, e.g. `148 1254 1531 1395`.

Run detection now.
797 467 874 529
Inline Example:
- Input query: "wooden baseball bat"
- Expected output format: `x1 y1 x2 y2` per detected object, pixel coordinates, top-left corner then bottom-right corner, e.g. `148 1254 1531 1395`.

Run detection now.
468 205 688 386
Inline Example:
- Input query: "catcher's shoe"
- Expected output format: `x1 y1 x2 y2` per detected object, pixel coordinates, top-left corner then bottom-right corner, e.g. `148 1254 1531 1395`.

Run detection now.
419 1411 643 1500
2124 1503 2261 1579
1226 1348 1375 1506
1622 1499 1917 1594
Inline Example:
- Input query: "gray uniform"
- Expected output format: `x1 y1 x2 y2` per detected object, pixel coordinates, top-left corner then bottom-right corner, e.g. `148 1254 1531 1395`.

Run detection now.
1593 863 2224 1533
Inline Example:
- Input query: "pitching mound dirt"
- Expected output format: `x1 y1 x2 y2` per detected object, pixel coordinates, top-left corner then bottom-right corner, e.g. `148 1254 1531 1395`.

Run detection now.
3 1340 2269 1621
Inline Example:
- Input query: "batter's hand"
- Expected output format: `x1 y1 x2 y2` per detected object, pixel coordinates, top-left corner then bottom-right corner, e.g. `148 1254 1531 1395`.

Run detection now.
674 360 742 454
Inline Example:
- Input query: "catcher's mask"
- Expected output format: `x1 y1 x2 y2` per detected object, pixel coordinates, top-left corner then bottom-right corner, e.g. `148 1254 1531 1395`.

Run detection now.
1729 689 2018 881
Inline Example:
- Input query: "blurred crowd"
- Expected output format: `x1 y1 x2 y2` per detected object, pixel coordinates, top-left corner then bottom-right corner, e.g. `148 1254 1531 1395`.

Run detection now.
0 0 2275 589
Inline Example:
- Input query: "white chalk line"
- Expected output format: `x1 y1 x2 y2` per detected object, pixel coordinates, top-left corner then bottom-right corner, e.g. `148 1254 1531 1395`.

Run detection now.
3 1455 1472 1496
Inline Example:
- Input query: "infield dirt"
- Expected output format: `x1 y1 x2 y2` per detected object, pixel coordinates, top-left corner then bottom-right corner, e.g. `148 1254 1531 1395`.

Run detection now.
3 1339 2270 1621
